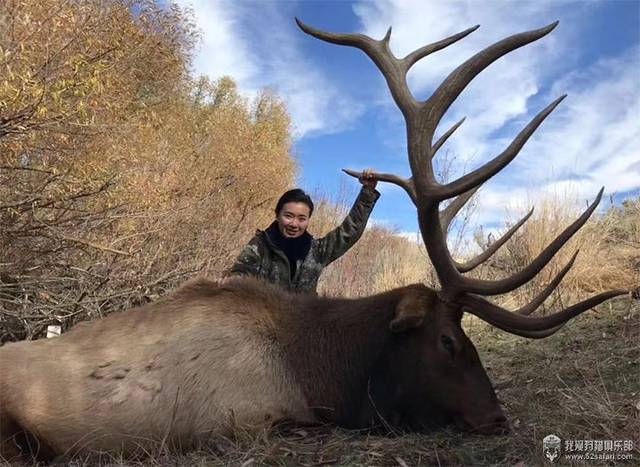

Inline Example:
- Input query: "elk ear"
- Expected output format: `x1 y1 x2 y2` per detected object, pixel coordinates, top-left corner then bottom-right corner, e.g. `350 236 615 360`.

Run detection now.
390 289 435 333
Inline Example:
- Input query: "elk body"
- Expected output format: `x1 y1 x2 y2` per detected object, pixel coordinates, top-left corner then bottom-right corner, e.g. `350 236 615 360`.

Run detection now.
2 278 507 461
0 18 631 463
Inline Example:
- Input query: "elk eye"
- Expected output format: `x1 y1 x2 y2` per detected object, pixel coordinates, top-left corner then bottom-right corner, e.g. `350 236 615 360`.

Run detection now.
441 335 455 356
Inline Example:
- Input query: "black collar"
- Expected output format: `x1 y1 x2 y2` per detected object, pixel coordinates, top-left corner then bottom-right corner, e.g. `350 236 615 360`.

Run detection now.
265 221 312 275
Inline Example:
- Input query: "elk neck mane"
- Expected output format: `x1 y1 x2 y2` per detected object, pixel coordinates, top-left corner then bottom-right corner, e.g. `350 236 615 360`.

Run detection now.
171 277 437 424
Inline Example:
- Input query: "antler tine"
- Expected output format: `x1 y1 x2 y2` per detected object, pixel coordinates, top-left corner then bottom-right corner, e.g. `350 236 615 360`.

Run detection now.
409 25 563 299
455 208 534 273
343 169 417 204
435 95 566 200
438 197 534 275
433 117 466 157
402 25 480 70
342 169 496 228
344 169 478 220
460 288 628 334
440 186 479 232
425 21 558 134
492 324 565 339
295 18 417 116
516 250 578 316
459 188 604 295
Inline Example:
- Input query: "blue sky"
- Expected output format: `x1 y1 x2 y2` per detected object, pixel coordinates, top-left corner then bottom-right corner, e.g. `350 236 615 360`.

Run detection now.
176 0 639 239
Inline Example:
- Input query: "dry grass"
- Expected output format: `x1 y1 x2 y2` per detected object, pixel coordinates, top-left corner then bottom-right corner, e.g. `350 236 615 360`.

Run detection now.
311 186 438 297
474 195 639 311
317 190 639 309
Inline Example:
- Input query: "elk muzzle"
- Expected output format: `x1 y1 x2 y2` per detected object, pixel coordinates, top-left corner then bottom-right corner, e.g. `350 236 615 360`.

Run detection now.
455 409 510 435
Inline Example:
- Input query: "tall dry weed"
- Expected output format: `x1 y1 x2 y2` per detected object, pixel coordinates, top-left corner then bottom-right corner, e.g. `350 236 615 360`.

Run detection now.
309 186 435 297
314 186 637 305
476 194 639 310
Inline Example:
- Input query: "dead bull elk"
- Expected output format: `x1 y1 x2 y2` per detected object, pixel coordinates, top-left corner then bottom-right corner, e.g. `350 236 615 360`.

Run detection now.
0 19 632 462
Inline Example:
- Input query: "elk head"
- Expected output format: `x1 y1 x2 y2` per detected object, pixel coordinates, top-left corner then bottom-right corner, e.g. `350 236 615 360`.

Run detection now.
365 287 508 434
296 19 629 434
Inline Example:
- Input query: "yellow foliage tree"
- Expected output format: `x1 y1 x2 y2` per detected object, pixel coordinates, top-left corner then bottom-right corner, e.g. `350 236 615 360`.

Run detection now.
0 1 295 341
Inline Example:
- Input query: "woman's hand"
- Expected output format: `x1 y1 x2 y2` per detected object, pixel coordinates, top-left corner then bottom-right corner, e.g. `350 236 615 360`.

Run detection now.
358 168 378 190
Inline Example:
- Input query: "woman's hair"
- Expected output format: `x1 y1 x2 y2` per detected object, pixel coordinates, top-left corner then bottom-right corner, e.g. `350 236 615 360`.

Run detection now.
275 189 314 217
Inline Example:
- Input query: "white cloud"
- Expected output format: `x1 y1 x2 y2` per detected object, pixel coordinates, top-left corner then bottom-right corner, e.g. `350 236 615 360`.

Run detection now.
176 0 364 139
177 0 257 86
472 46 640 228
179 0 638 219
350 0 639 230
531 48 640 193
274 67 365 139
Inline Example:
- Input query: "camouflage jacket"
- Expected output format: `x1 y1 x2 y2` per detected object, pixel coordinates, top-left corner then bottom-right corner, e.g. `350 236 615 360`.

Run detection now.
227 187 380 293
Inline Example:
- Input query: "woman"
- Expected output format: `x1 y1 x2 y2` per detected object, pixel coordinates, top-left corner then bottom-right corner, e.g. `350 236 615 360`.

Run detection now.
226 172 379 293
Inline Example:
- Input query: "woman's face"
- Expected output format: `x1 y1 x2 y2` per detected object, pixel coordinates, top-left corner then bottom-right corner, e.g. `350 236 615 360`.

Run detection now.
276 202 311 238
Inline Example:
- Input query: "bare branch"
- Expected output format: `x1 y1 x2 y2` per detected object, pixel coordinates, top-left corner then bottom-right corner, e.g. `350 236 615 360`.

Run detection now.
0 165 56 174
54 234 130 257
0 197 42 210
31 205 130 257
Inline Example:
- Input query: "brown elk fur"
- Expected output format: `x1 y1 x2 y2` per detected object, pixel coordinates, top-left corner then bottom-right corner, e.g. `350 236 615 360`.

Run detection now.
2 277 501 462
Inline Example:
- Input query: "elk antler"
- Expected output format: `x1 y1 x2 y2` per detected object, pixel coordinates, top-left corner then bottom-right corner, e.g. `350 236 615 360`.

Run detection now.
297 19 628 336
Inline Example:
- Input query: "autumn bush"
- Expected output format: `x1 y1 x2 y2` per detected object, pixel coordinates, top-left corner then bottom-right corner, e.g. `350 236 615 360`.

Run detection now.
0 0 294 341
470 194 639 311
